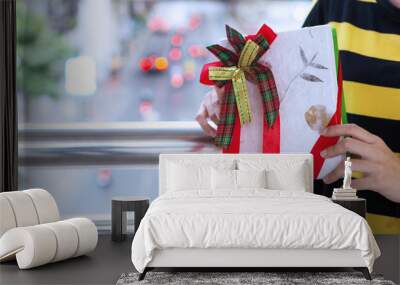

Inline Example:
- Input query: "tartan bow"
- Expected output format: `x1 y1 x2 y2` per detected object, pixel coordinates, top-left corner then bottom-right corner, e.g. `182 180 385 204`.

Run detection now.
207 25 280 148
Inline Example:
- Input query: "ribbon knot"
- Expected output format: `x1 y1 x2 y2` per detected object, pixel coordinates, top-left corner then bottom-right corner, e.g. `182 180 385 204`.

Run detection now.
206 25 280 148
233 69 241 79
208 40 261 125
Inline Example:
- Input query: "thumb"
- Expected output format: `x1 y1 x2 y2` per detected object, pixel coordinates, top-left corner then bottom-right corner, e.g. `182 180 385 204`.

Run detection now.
214 86 225 102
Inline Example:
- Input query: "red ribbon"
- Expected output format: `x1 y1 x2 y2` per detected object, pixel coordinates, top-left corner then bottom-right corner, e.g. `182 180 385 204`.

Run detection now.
310 59 343 178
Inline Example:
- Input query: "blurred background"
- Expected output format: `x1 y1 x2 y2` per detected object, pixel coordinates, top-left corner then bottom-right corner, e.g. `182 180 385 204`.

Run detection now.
18 0 312 229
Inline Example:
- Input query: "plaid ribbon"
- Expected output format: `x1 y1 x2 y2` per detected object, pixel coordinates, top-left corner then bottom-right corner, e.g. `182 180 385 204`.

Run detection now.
207 25 280 148
209 40 260 125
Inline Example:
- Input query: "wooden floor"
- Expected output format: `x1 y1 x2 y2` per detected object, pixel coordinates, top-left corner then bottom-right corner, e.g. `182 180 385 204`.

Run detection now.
0 234 134 285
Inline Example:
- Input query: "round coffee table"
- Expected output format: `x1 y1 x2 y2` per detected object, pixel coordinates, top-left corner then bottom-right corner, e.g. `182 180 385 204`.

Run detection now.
111 196 149 242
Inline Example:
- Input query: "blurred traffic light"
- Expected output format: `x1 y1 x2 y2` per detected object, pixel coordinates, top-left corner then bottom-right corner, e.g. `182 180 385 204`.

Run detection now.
171 34 183 46
139 56 169 72
154 57 169 71
169 48 182 61
139 57 153 72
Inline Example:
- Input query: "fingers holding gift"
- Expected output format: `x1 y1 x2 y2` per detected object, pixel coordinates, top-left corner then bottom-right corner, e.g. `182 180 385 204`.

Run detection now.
196 114 217 137
205 88 221 120
351 177 376 191
210 114 219 125
214 86 225 103
322 162 344 184
320 137 375 160
196 103 217 138
321 124 378 144
322 159 376 184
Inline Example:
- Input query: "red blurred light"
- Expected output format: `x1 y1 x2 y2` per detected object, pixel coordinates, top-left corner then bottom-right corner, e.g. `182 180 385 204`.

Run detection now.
99 169 111 178
171 74 184 88
139 101 153 113
188 45 198 57
169 48 182 61
139 58 153 72
189 15 202 30
171 34 183 46
147 17 169 32
96 169 112 188
188 45 206 58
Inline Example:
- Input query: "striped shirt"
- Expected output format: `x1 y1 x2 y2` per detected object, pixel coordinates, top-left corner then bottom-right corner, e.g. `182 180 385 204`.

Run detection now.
304 0 400 234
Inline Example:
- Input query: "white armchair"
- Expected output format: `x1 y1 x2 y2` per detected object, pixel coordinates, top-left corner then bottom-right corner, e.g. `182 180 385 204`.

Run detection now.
0 189 98 269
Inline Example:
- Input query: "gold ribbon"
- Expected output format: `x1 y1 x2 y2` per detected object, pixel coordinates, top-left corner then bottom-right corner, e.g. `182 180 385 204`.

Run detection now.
209 40 260 125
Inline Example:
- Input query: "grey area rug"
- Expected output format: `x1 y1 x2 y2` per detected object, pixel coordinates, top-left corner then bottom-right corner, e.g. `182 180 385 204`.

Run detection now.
117 272 396 285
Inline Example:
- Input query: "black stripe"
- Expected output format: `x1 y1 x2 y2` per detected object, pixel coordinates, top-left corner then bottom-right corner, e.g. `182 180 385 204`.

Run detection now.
341 51 400 89
347 114 400 153
378 0 400 23
358 190 400 218
304 0 400 34
325 0 400 34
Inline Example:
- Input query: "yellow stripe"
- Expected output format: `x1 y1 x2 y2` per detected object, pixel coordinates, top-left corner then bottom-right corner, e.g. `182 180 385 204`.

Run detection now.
357 0 377 3
367 213 400 235
352 171 363 179
343 81 400 121
329 22 400 62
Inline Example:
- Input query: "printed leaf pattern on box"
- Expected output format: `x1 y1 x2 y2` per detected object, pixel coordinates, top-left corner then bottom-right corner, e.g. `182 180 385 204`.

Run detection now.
284 46 328 95
301 73 323 82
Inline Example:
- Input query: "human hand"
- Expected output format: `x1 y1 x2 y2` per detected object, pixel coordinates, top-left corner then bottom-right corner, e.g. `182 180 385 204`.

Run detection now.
320 124 400 203
195 86 224 137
